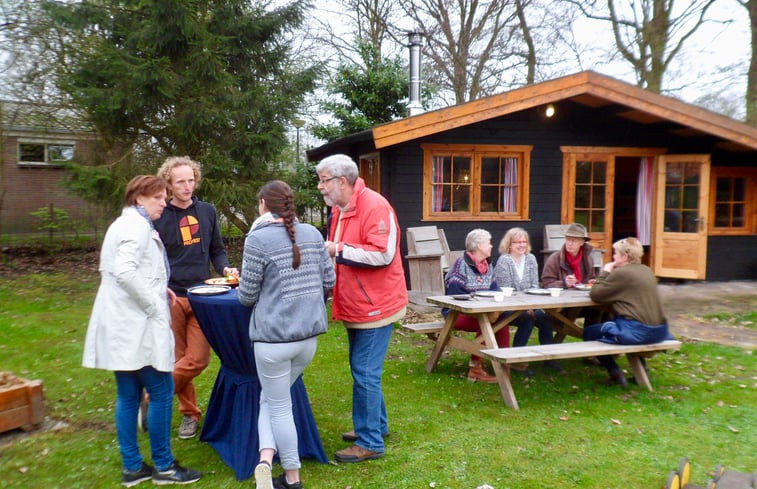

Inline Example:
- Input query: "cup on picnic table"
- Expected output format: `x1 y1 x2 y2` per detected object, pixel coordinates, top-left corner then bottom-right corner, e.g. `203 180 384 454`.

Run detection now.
500 287 514 297
548 288 562 297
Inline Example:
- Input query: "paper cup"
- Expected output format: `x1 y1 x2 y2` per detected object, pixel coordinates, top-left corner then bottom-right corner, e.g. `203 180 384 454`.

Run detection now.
548 288 562 297
500 287 514 297
493 292 505 302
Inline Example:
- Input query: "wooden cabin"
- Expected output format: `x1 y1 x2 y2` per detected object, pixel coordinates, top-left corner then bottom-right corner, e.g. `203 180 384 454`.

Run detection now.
307 71 757 282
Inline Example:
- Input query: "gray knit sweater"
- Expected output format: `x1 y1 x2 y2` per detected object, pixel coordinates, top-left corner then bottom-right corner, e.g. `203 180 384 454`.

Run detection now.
238 220 336 343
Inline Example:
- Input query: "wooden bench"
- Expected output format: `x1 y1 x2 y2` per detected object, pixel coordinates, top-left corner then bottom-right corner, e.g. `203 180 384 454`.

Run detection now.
481 339 682 409
400 321 444 340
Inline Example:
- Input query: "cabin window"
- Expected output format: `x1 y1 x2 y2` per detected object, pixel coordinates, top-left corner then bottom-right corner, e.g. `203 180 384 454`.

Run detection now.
708 167 757 235
421 144 531 221
18 141 75 167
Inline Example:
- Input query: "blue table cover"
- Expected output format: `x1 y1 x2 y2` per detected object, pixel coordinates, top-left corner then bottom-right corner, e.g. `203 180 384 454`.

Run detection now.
187 287 328 480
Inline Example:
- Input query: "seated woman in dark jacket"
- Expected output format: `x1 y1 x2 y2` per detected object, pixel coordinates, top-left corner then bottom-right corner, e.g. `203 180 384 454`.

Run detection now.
444 229 509 383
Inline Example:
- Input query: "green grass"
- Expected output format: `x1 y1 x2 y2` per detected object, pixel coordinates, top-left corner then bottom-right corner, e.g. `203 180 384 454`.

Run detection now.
1 272 755 489
703 311 757 330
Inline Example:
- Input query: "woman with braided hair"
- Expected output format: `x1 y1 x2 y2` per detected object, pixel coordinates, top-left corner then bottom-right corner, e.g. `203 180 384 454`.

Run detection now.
238 180 336 489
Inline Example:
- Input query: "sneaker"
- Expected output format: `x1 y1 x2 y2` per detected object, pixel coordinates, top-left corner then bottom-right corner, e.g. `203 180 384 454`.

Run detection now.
341 430 389 442
254 461 273 489
178 415 198 439
121 462 153 487
334 444 384 463
272 474 304 489
138 394 148 433
151 461 201 485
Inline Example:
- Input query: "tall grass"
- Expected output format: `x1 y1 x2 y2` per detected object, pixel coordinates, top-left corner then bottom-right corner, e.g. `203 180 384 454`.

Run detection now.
0 272 754 488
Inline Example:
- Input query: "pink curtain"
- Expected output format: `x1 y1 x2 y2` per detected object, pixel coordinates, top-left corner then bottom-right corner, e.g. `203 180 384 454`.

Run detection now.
502 157 518 213
636 157 653 245
432 156 444 212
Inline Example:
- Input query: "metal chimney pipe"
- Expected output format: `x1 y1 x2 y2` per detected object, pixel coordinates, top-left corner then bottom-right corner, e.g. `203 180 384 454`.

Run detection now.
407 31 423 116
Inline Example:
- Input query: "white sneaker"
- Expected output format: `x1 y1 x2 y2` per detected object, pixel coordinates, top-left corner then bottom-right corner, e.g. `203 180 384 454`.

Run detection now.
254 461 273 489
177 415 198 439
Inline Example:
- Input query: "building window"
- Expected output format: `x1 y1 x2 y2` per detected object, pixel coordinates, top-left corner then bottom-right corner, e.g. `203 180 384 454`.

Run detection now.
18 142 75 166
422 144 531 221
709 167 756 235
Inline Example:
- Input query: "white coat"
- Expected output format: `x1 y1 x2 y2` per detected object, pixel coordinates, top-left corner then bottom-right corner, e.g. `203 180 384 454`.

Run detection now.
82 207 175 372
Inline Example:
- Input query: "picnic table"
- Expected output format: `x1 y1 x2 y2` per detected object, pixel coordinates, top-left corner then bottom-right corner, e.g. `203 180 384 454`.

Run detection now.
421 289 680 409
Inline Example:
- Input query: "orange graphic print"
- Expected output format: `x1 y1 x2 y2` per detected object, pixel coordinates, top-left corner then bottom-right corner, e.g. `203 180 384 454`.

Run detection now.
179 215 201 245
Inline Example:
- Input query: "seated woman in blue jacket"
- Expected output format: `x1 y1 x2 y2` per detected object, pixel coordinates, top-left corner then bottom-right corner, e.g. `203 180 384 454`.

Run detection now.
444 228 509 383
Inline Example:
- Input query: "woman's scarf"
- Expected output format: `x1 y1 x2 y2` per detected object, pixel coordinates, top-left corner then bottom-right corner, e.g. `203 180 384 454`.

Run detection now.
249 211 277 233
134 205 171 279
466 251 489 275
564 247 583 283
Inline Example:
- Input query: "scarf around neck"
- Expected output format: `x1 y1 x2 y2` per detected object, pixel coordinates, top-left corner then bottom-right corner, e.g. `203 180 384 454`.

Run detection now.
565 247 583 283
467 251 489 275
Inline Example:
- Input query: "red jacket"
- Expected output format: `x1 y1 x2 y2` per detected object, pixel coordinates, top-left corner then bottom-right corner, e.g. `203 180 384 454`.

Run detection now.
328 178 408 324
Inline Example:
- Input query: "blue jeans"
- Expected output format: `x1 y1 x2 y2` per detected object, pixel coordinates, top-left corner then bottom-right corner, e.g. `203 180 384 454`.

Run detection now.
512 310 554 347
583 316 674 373
114 367 175 471
347 324 393 453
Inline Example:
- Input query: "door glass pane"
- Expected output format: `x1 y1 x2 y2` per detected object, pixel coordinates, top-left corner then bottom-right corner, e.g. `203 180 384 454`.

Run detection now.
683 185 698 208
733 178 746 201
682 211 698 232
666 163 683 184
593 163 606 184
592 186 605 208
576 161 591 183
574 210 588 227
589 213 604 233
575 186 589 208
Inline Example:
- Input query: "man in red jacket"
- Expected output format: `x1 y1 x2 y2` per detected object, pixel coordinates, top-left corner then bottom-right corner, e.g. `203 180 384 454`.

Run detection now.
316 154 408 463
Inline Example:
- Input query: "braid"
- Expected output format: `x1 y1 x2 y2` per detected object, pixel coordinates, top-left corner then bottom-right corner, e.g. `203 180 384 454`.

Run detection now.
284 194 301 269
258 180 301 269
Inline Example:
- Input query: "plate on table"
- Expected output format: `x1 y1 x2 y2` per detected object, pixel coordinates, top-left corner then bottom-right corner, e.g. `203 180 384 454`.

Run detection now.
474 290 498 298
526 288 551 295
574 284 593 291
204 277 239 287
188 285 231 296
451 294 472 301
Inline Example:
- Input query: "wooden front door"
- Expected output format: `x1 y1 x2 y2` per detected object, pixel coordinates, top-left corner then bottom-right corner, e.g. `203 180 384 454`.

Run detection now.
561 152 614 256
652 154 710 279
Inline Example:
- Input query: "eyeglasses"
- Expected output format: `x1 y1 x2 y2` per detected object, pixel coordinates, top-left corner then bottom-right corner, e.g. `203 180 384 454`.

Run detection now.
512 240 528 245
318 176 340 185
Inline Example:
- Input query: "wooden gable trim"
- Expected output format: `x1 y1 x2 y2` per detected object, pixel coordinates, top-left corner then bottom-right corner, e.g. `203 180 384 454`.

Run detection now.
371 70 757 151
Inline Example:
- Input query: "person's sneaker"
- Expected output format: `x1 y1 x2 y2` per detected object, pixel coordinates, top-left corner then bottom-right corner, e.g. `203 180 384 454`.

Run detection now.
178 415 198 439
544 360 565 374
606 369 629 389
272 473 304 489
334 444 384 463
121 461 153 487
151 461 201 485
341 430 389 442
254 461 273 489
138 393 149 433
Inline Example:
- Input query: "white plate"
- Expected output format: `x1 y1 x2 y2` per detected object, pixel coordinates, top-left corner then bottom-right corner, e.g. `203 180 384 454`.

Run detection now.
474 290 497 297
526 288 551 295
574 284 593 291
188 285 231 296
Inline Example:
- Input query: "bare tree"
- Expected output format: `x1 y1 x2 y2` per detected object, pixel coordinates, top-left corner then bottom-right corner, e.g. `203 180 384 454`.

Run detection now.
737 0 757 125
568 0 718 92
402 0 526 104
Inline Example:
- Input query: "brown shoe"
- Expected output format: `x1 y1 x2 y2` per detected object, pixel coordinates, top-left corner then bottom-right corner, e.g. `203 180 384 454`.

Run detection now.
334 444 384 463
607 369 629 389
467 364 497 383
341 430 388 442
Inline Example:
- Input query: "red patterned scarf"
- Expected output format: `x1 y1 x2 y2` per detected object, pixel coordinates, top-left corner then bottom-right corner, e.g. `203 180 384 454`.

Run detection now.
467 251 489 275
565 248 583 283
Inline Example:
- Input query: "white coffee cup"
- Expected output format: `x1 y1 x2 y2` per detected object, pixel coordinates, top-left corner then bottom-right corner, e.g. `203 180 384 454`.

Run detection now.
548 287 562 297
493 292 505 302
500 287 514 297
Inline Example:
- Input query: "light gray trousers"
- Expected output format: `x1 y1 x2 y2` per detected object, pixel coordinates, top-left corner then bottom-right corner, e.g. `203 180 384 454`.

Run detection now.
253 337 317 470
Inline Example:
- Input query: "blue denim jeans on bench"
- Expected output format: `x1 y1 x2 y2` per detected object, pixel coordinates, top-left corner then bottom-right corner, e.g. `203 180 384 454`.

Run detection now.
115 367 175 471
347 324 393 453
583 316 674 373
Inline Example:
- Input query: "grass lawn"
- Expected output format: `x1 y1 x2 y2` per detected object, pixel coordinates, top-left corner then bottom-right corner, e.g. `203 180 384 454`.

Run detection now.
0 271 755 488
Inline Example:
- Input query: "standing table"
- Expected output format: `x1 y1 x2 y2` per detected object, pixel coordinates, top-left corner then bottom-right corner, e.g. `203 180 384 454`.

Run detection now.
187 287 328 480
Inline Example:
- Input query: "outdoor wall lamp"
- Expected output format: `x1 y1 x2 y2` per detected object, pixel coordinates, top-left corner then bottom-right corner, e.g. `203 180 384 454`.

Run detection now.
545 104 556 118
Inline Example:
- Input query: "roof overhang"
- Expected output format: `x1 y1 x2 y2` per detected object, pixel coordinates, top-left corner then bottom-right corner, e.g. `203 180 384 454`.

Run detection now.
370 70 757 152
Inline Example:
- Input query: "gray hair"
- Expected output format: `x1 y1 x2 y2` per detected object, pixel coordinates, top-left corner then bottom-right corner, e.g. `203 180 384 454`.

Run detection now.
465 228 491 252
315 154 359 185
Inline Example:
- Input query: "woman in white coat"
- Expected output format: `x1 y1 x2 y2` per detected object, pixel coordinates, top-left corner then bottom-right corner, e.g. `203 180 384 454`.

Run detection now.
82 175 201 487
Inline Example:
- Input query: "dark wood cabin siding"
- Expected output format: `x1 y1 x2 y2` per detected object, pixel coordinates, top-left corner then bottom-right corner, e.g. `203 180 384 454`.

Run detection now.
379 101 757 283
